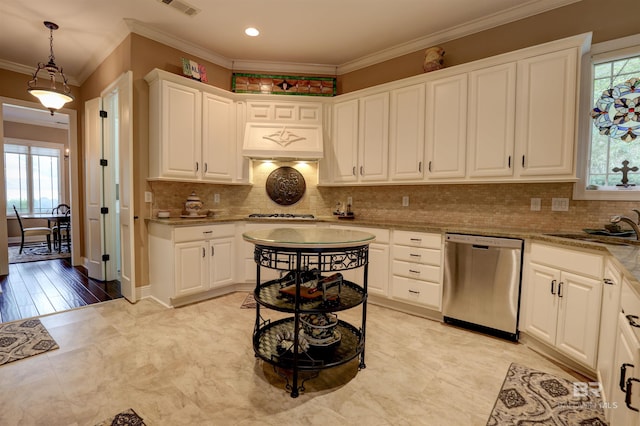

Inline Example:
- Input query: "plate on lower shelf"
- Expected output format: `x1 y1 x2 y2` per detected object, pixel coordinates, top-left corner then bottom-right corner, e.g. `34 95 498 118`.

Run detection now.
300 329 341 347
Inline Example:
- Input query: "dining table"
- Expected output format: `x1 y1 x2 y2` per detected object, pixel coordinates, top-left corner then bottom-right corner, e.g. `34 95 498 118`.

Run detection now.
21 212 70 253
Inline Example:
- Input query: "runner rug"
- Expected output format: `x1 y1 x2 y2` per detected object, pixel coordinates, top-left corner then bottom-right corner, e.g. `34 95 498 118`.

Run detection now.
487 363 608 425
0 318 59 366
95 408 146 426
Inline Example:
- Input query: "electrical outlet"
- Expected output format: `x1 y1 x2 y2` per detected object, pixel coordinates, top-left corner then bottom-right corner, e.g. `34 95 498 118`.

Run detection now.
402 196 409 207
144 191 153 203
530 198 541 211
551 198 569 211
347 196 353 206
214 193 220 204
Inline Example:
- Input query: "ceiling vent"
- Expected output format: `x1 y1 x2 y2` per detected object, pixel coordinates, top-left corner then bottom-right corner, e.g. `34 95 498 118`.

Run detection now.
157 0 201 17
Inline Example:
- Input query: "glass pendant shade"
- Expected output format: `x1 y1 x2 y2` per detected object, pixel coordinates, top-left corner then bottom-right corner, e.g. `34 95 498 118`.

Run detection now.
27 21 74 115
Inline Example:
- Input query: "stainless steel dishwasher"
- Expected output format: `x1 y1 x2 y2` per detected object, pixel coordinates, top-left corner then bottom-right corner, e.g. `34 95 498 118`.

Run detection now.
443 233 523 341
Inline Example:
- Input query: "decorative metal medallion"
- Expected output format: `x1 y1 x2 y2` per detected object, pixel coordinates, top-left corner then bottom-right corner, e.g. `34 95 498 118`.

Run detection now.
266 166 306 205
591 77 640 142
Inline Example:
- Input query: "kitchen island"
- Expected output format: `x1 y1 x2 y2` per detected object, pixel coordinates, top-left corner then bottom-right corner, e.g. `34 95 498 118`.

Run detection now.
243 227 375 397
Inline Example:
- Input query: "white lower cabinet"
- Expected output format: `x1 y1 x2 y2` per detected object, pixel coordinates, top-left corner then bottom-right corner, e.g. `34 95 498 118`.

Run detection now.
391 230 442 310
523 242 603 369
329 225 390 296
609 278 640 425
149 222 236 306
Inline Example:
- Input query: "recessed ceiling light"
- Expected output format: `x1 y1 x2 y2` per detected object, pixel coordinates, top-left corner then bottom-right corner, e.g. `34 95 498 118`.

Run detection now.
245 27 260 37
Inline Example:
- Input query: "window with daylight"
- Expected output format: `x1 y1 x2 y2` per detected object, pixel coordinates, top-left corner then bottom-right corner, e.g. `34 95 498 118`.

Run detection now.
4 141 63 214
587 53 640 190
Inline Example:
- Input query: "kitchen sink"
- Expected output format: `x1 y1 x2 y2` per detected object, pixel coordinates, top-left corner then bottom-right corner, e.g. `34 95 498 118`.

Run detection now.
544 232 639 246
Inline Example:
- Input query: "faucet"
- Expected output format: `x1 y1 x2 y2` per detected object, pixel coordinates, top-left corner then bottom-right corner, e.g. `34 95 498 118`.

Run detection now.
610 215 640 240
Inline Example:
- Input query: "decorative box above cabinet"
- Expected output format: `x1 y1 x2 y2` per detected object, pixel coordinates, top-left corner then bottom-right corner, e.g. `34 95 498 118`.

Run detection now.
145 69 236 183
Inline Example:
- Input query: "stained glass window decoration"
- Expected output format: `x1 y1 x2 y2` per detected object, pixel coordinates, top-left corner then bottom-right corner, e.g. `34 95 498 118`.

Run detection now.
591 76 640 142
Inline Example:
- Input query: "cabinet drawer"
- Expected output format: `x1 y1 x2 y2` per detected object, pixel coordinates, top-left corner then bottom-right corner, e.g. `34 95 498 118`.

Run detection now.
393 245 440 265
392 260 440 283
529 242 603 278
175 223 235 242
392 276 441 310
392 230 441 249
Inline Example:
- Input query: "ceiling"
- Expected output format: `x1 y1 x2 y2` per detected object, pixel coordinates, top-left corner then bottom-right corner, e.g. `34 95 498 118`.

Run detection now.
1 0 581 87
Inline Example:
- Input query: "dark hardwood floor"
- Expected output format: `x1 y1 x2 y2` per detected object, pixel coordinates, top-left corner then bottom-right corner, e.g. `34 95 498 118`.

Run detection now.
0 258 122 323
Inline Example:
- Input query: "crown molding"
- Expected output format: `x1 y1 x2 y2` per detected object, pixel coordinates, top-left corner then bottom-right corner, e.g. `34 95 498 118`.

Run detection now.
0 59 81 86
337 0 582 74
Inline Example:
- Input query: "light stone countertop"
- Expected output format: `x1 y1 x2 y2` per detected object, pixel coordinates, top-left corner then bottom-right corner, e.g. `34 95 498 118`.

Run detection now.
145 214 640 297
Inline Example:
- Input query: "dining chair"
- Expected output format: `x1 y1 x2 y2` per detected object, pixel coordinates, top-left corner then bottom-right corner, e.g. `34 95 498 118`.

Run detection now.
13 205 53 254
51 204 71 253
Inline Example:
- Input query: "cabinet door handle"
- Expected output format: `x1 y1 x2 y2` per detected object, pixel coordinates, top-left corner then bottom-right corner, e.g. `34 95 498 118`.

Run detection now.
603 278 614 285
352 166 356 176
418 161 422 172
626 378 640 412
409 253 421 258
428 161 432 172
408 289 420 295
211 246 214 256
620 363 634 392
203 230 213 235
410 238 422 242
550 279 556 295
627 314 640 328
508 156 511 168
557 281 564 297
204 163 208 173
196 162 199 172
202 247 206 258
360 166 364 176
409 269 420 274
521 155 525 168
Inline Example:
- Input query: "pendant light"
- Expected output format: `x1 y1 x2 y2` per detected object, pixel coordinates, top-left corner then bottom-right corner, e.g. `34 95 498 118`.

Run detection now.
27 21 74 115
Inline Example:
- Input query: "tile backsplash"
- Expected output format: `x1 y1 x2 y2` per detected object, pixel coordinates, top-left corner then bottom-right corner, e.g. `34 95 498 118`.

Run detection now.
149 162 638 233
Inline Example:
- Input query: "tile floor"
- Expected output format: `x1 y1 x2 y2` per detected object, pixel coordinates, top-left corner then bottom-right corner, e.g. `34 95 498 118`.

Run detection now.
1 293 587 425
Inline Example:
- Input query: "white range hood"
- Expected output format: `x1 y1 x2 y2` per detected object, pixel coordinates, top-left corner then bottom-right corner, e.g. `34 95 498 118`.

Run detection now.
242 123 324 160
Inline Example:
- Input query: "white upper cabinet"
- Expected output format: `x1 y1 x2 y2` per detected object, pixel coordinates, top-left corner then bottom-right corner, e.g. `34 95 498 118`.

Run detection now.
358 92 389 181
424 74 467 179
330 94 389 183
467 63 516 178
153 80 202 179
202 92 235 181
514 48 578 177
389 84 425 180
331 99 359 182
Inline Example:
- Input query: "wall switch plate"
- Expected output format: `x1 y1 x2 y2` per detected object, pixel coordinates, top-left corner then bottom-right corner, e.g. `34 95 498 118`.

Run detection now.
214 193 220 203
402 196 409 207
144 191 153 203
551 198 569 211
530 198 541 211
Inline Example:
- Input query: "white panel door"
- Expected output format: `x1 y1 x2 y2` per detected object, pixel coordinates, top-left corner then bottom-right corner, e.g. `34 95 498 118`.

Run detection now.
515 48 577 177
389 83 425 180
84 97 105 280
358 92 389 181
425 74 467 179
555 271 602 368
467 63 516 178
331 99 359 182
367 242 390 296
209 237 234 288
202 92 234 181
524 262 560 346
598 259 622 405
161 81 202 178
175 241 208 297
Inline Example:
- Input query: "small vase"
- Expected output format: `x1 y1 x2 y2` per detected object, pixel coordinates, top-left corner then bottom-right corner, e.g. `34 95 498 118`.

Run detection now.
184 191 203 216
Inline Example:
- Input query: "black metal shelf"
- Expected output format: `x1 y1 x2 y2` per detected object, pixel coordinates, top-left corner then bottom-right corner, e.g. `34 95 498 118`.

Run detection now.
253 317 363 371
254 278 365 314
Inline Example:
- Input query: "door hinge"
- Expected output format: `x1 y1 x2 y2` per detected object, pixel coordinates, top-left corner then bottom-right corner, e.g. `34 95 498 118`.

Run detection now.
100 207 109 214
100 159 108 167
99 110 108 118
102 254 110 261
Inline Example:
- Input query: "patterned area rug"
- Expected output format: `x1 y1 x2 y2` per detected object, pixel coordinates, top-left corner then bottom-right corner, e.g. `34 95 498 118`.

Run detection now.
0 319 59 366
95 408 146 425
487 363 608 425
8 244 70 264
241 293 257 309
